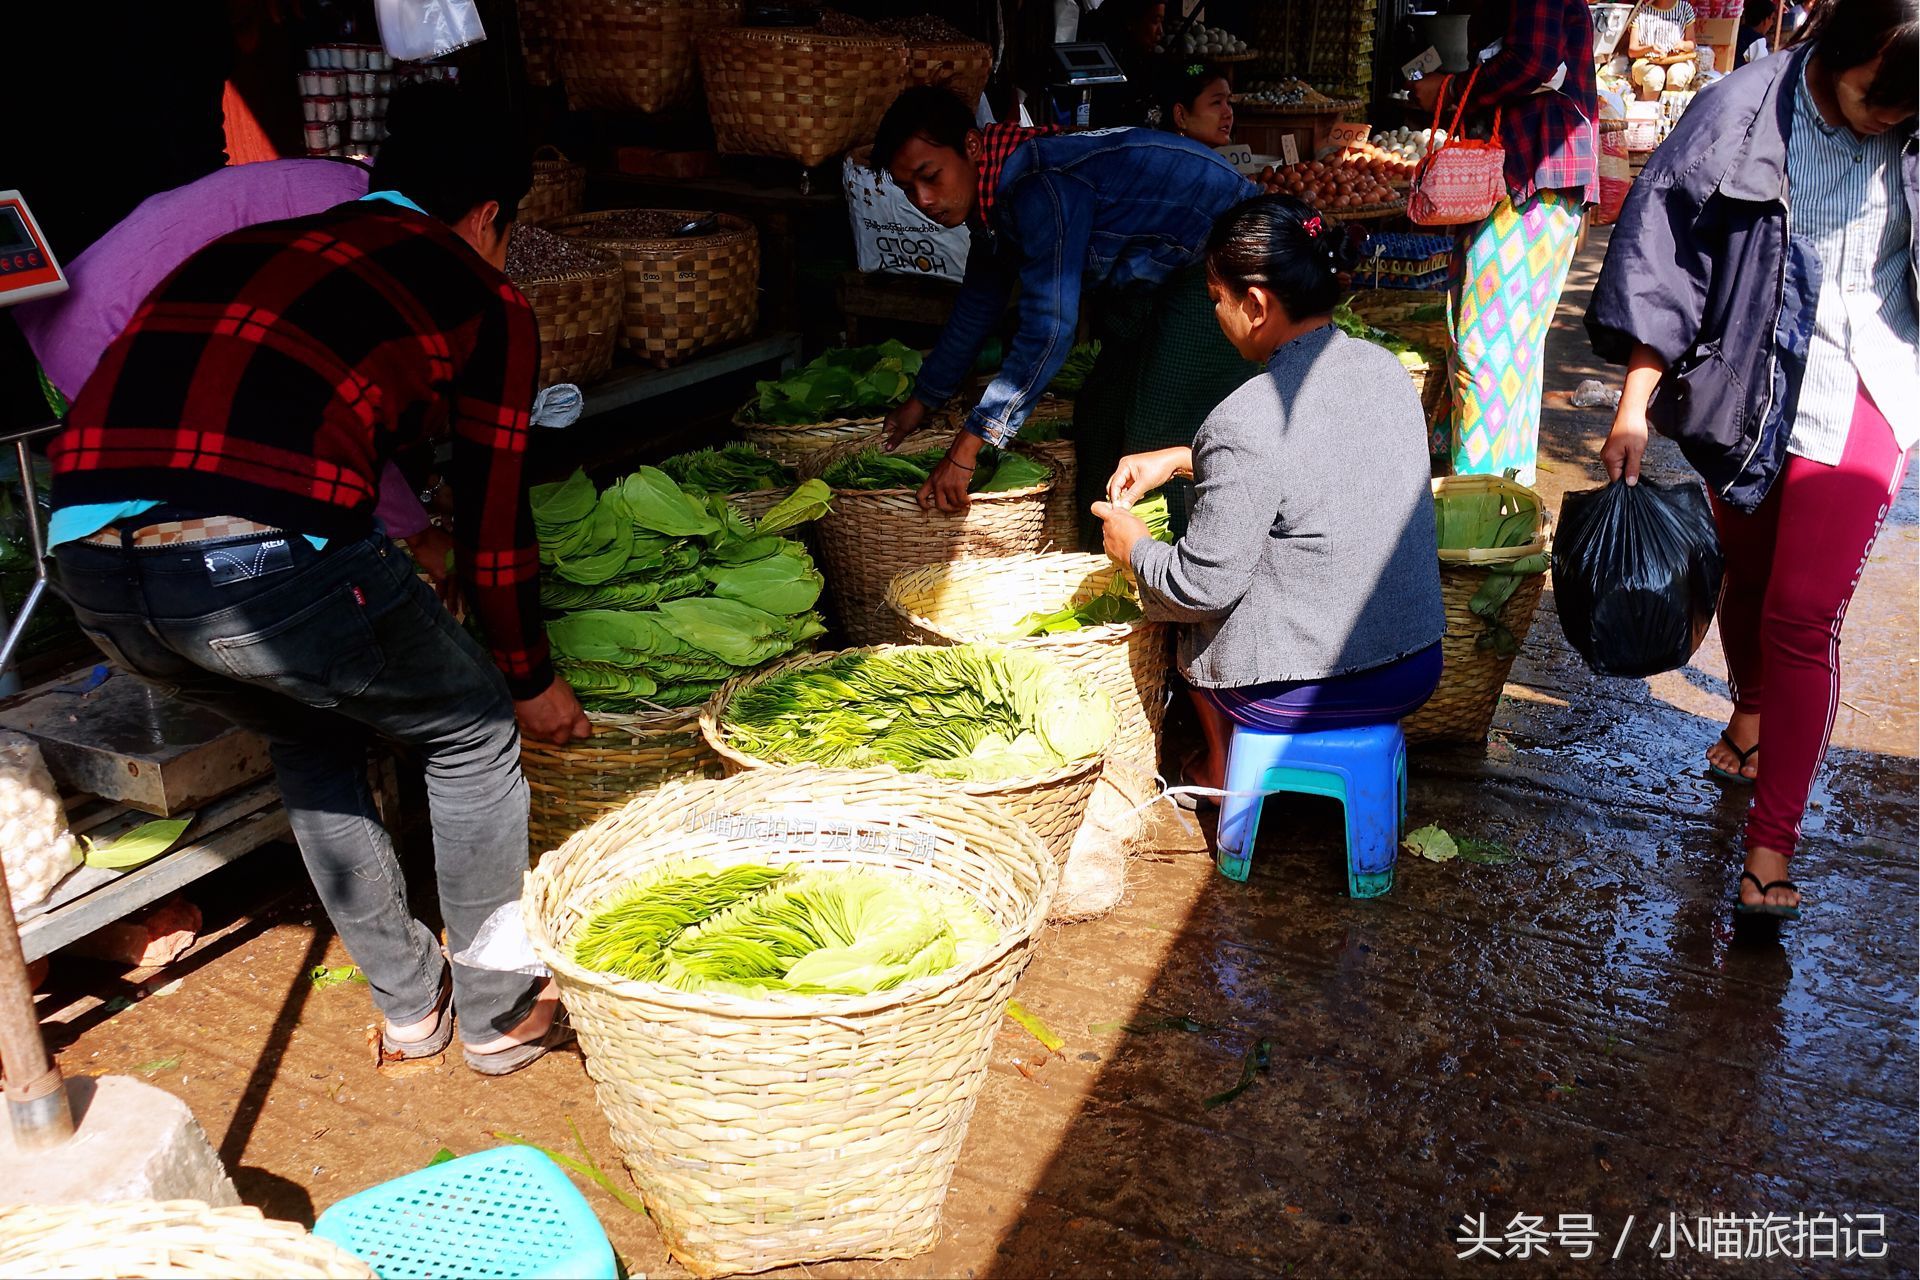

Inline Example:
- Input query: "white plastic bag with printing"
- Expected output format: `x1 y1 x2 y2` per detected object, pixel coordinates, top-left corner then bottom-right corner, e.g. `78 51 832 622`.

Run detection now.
375 0 487 63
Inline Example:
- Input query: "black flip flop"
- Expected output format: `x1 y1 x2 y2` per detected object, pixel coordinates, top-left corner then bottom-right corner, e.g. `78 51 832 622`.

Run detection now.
1734 870 1801 920
1708 730 1760 784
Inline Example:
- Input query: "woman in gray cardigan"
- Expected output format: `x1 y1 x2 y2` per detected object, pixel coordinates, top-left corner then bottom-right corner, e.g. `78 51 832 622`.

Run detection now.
1093 195 1445 795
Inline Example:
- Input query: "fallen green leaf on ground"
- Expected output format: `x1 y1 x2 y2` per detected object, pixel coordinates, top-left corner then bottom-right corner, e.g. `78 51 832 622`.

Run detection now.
309 965 368 990
1456 838 1518 866
426 1148 456 1167
495 1118 648 1217
1203 1038 1272 1110
1006 1000 1064 1053
82 816 194 870
1404 824 1459 862
134 1055 182 1076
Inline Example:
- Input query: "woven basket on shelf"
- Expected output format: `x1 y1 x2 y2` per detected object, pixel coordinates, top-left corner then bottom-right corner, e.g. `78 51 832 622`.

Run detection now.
522 705 724 857
696 27 907 167
517 147 586 226
548 210 760 368
732 409 883 469
903 39 992 103
702 647 1105 864
508 236 623 389
1403 475 1550 747
799 429 1051 644
0 1201 374 1279
885 554 1169 781
553 0 740 113
524 766 1058 1279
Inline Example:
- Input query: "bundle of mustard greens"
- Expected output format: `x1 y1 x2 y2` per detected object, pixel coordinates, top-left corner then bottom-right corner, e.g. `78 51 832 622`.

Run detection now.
571 860 998 996
532 466 833 711
820 445 1051 494
719 645 1113 781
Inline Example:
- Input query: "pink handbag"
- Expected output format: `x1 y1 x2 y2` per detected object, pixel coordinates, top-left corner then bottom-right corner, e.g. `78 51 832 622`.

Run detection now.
1407 66 1508 227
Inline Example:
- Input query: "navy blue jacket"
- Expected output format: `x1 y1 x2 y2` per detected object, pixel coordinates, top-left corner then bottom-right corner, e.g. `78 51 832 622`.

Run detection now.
1585 48 1920 512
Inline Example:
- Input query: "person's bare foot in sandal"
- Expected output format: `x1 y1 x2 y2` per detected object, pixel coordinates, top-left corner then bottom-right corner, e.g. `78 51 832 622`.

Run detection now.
1706 710 1761 782
1736 845 1801 918
463 978 575 1076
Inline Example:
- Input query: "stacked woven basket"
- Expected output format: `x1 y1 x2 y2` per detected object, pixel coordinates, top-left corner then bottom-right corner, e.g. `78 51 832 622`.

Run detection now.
552 0 741 113
505 225 623 389
697 27 907 168
548 209 759 368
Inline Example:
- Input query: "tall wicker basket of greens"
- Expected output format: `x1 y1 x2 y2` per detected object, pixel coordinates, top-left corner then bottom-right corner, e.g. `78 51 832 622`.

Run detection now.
1402 475 1550 745
523 466 834 856
801 431 1052 644
734 341 921 467
524 766 1059 1278
701 644 1111 864
885 553 1170 784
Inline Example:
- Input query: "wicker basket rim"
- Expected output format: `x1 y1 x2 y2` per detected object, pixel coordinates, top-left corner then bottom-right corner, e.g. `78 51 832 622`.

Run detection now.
901 37 993 51
698 26 910 50
530 144 576 166
1431 474 1553 563
734 409 888 431
510 256 624 288
698 646 1109 793
805 427 1054 501
884 553 1159 645
546 209 756 251
523 766 1054 1018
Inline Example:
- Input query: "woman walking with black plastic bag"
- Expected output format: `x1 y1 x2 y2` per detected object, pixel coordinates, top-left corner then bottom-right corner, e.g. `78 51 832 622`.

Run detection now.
1586 0 1918 919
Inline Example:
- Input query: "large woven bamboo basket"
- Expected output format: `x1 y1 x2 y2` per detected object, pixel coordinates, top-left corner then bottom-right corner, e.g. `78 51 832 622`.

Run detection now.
732 408 884 468
1403 475 1550 747
517 147 586 226
0 1201 374 1279
1018 436 1078 549
508 235 623 389
524 766 1059 1278
904 39 993 103
696 27 908 168
799 429 1051 644
522 704 724 857
548 210 760 368
700 646 1105 864
554 0 740 113
885 554 1169 781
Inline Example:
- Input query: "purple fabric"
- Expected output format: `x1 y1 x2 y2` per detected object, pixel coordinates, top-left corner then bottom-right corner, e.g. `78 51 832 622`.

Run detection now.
1197 643 1444 733
15 158 436 542
16 159 370 399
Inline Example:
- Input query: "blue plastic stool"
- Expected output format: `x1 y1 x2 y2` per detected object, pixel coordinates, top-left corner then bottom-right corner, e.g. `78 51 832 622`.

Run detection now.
314 1145 618 1280
1213 721 1409 897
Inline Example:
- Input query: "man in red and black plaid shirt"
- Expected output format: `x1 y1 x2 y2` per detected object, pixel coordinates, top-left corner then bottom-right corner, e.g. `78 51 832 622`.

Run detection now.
49 86 586 1076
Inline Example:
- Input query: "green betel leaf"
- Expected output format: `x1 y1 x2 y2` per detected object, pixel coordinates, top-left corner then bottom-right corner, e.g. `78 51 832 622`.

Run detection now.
83 816 194 870
612 467 721 538
1403 824 1459 862
752 478 833 535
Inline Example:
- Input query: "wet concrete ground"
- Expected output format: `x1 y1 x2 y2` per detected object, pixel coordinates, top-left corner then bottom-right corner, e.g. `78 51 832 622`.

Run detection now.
36 233 1919 1277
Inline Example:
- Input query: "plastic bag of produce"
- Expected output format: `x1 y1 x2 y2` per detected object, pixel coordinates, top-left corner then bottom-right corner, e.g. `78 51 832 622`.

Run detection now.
0 731 78 915
1553 480 1725 678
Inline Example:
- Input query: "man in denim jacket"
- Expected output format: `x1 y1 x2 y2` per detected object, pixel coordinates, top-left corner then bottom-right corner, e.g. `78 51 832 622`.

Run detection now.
871 87 1257 516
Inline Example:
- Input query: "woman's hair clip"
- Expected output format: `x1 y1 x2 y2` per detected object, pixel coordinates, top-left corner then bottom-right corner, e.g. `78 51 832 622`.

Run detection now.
1301 215 1323 239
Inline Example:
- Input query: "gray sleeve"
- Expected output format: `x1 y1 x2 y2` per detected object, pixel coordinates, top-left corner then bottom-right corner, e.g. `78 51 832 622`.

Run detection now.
1128 410 1274 622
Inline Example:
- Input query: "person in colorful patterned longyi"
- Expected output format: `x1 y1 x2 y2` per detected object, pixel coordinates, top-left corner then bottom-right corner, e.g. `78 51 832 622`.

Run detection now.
1412 0 1600 485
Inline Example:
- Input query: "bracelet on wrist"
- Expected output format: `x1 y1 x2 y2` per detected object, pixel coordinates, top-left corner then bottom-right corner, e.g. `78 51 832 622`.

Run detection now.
946 454 976 472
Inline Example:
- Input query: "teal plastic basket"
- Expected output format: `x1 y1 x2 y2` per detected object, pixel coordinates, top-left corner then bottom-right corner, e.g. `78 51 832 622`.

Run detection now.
314 1146 617 1280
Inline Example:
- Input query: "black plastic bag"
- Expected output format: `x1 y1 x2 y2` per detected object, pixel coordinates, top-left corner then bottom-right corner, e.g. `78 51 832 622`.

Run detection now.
1553 479 1726 678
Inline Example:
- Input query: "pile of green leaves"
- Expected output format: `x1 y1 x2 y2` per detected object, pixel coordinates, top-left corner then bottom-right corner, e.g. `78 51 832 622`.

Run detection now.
1130 492 1174 544
1003 575 1143 637
1433 483 1549 656
721 645 1113 781
659 443 795 494
741 341 924 426
1045 341 1101 396
533 467 833 710
820 446 1052 494
1332 303 1437 373
572 861 998 996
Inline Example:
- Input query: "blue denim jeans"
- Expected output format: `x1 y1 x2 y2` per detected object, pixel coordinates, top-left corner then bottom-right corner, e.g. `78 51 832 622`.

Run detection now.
55 528 538 1043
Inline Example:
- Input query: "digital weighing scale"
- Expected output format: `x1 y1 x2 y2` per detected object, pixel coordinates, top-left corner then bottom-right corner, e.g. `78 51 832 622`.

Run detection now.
1050 41 1128 127
0 192 67 308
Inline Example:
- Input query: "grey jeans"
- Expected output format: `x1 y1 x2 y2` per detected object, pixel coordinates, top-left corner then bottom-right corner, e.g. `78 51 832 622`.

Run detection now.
56 527 538 1043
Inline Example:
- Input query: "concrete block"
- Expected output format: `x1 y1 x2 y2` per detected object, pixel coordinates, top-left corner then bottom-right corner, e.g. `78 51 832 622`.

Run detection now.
0 1076 237 1207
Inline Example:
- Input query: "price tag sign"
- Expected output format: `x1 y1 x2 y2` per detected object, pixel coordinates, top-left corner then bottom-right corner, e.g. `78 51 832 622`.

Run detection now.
1402 46 1444 80
1327 122 1372 151
1279 134 1300 165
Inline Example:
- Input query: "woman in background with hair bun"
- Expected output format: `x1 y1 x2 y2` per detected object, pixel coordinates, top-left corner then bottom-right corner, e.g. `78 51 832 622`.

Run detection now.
1094 194 1445 797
